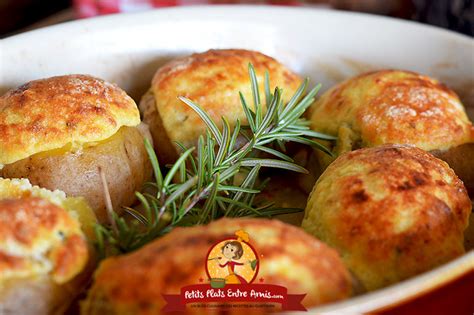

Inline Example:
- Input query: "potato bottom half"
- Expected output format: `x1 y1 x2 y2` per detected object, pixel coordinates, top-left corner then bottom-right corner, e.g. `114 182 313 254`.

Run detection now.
0 266 94 315
0 196 95 315
1 126 152 223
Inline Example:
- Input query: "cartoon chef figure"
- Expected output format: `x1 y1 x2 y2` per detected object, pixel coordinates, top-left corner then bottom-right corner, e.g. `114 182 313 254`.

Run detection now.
218 230 251 284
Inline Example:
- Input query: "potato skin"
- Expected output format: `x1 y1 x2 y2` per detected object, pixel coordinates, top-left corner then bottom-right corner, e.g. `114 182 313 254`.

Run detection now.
1 274 89 315
1 126 152 223
432 143 474 197
141 49 302 164
82 218 352 315
302 145 472 291
139 90 177 164
0 197 89 315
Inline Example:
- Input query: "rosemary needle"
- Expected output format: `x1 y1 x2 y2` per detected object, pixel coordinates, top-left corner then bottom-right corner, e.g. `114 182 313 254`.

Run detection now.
95 63 336 257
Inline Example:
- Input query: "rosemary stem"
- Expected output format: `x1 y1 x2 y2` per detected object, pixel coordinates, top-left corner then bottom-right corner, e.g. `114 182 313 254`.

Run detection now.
179 183 212 219
95 63 334 256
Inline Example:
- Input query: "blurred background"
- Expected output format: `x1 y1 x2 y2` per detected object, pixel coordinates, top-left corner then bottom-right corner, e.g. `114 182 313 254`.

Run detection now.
0 0 473 38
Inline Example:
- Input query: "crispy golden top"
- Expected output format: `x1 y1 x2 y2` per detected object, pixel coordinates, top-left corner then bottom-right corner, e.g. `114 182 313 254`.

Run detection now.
83 218 351 314
308 70 474 152
302 145 471 290
0 178 97 240
149 49 302 151
0 75 140 164
0 197 88 285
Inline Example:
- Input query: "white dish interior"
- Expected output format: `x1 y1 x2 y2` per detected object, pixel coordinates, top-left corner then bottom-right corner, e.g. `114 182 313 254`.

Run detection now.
1 6 473 313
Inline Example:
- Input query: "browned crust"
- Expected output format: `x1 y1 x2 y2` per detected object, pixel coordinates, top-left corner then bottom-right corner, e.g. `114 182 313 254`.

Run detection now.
141 49 302 164
151 49 299 90
0 197 88 284
303 145 472 290
83 218 352 314
308 70 473 152
0 75 140 164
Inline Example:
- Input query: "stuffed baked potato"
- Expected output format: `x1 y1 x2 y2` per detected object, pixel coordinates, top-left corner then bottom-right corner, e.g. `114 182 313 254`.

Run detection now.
140 49 303 164
0 178 96 315
0 75 153 222
305 70 474 193
302 145 471 291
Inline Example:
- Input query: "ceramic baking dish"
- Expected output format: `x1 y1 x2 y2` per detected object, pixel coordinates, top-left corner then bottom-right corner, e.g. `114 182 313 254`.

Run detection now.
1 6 473 313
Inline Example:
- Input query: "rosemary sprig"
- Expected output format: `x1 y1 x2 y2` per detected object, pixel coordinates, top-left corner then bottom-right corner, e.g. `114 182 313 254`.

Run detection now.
95 64 336 257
